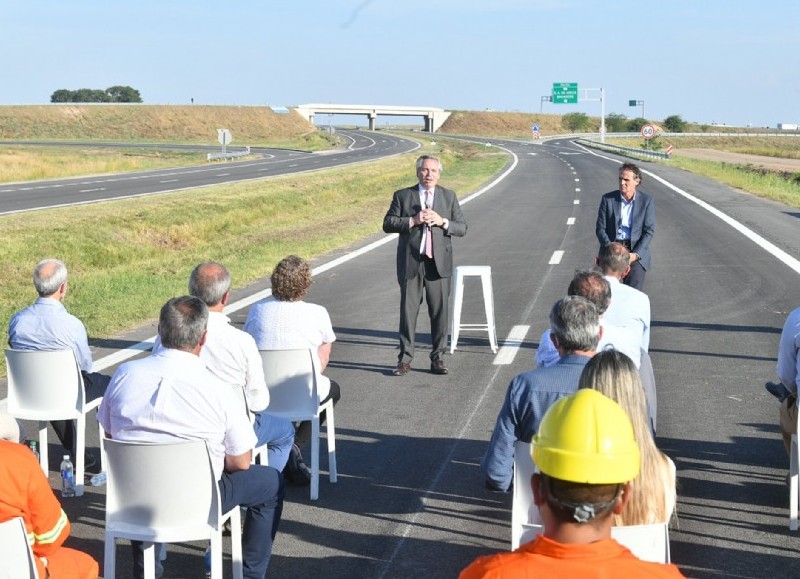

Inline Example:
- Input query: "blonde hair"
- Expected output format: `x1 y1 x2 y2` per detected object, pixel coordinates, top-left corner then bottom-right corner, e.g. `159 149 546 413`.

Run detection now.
578 349 675 525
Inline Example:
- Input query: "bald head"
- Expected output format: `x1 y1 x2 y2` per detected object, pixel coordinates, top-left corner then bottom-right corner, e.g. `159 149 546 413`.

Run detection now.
33 258 68 297
597 243 631 278
188 262 231 308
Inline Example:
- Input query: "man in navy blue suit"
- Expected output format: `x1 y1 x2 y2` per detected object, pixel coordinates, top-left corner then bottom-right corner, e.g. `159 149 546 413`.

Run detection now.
595 162 655 291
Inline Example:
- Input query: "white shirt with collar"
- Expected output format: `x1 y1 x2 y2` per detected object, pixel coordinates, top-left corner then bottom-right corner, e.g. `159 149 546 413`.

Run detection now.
98 348 257 481
603 275 651 351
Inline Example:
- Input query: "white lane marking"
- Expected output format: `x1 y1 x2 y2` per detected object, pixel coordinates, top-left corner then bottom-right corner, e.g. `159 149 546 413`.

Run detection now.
78 188 105 193
159 179 178 183
549 250 564 264
94 141 520 373
216 173 230 177
575 188 581 192
567 217 576 225
574 178 580 182
493 325 530 365
574 142 800 275
574 200 580 205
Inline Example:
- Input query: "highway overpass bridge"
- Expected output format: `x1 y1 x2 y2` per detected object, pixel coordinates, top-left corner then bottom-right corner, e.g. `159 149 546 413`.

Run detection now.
294 103 451 132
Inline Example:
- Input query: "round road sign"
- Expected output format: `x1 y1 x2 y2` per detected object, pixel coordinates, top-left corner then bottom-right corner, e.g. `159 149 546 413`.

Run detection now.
641 124 656 139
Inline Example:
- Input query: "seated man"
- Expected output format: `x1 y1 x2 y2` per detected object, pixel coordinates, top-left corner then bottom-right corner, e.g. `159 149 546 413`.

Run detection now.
8 258 109 466
481 296 599 492
0 439 99 579
153 262 306 484
461 389 684 578
98 296 284 579
778 305 800 454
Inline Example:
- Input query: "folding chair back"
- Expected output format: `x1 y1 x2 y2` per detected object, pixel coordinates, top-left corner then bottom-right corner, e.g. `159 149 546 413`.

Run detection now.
0 516 39 578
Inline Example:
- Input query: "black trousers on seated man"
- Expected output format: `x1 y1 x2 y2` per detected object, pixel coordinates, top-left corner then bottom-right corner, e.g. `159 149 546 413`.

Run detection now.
399 256 450 364
51 371 110 455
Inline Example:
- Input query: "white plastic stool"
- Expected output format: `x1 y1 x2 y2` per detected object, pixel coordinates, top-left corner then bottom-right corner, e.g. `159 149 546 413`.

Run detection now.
450 265 498 353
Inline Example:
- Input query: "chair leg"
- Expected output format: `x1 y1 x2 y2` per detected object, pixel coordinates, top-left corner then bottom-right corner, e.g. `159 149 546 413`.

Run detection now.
310 417 320 500
481 272 498 353
38 421 48 476
142 542 157 579
326 403 337 483
75 414 86 497
104 535 116 579
98 421 106 474
210 531 224 579
228 507 243 579
450 272 465 353
792 438 798 531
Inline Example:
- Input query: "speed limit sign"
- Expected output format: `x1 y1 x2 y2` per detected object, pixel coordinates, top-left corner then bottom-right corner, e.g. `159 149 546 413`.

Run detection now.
641 124 656 139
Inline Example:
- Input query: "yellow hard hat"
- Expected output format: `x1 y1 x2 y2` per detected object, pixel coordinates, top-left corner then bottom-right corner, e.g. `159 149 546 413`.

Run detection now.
532 389 640 484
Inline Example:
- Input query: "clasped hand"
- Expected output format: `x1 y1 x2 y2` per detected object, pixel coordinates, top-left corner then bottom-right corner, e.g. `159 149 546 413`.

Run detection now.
415 208 441 227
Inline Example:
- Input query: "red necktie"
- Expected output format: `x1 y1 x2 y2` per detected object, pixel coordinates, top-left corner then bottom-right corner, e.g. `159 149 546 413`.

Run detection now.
424 190 433 258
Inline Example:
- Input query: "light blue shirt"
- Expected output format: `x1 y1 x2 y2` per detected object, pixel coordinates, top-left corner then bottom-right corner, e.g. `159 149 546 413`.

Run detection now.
8 297 94 372
778 306 800 396
617 195 635 240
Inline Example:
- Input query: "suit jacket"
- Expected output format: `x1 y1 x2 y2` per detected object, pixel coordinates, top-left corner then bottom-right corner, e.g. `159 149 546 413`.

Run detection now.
596 189 655 270
383 184 467 283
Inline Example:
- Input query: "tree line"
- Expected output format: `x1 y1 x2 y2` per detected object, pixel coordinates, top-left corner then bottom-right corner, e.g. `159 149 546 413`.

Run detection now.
50 86 142 103
559 112 688 133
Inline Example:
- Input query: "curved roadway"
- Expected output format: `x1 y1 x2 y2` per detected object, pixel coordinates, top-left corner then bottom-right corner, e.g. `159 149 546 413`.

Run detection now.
0 130 419 214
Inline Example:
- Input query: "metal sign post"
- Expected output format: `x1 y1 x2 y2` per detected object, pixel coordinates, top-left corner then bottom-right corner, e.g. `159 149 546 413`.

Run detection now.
580 88 606 143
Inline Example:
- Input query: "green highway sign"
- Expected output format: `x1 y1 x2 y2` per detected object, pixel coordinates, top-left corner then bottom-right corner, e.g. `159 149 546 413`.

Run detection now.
552 82 578 104
629 100 638 106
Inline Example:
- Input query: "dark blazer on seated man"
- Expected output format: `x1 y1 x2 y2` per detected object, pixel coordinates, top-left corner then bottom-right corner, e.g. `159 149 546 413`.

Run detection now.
595 162 655 291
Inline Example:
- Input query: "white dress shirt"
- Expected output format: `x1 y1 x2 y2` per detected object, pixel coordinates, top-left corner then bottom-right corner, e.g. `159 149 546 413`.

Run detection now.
603 275 651 351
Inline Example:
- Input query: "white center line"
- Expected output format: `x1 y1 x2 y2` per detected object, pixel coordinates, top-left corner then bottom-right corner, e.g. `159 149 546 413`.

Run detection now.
493 325 530 365
567 217 576 225
549 250 564 265
573 199 580 205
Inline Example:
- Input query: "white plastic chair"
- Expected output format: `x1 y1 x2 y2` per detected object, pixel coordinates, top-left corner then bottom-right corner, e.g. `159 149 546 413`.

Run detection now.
0 516 39 578
611 522 671 563
5 348 103 497
790 406 799 530
511 440 542 549
259 348 337 500
102 439 242 579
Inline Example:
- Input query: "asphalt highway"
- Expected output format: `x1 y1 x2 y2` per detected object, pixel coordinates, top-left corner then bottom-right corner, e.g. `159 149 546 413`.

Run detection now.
4 133 800 578
0 130 418 214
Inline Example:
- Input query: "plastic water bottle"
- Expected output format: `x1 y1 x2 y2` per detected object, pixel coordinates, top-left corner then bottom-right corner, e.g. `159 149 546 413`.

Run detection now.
27 440 39 462
90 471 107 487
204 545 212 578
60 455 76 498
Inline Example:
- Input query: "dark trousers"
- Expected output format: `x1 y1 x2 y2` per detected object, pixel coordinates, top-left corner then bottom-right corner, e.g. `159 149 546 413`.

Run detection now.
398 257 451 363
294 379 341 446
51 371 110 453
623 260 647 291
131 465 285 579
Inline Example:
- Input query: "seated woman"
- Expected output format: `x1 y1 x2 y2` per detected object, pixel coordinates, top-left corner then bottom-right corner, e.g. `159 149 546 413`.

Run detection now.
578 349 677 525
244 255 341 448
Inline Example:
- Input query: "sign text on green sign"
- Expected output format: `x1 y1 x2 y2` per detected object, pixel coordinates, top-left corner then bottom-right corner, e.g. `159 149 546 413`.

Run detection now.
552 82 578 104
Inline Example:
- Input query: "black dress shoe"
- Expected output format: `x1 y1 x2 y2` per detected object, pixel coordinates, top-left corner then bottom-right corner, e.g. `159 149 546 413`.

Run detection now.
431 359 448 375
393 361 411 376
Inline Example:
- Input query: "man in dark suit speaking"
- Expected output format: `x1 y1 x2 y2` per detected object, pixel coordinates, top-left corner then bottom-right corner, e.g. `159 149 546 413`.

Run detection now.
383 155 467 376
595 162 655 291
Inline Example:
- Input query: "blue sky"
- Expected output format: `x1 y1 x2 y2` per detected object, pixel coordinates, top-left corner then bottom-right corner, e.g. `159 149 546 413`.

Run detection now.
1 0 797 127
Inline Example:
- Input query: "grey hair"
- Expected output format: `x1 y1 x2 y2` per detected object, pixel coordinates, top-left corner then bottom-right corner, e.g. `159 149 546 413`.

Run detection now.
549 295 600 352
416 155 443 172
597 242 631 276
189 262 231 307
158 296 208 351
33 259 68 297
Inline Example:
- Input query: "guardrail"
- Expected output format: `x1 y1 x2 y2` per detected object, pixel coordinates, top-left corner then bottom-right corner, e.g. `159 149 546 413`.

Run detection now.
574 138 670 160
207 146 251 161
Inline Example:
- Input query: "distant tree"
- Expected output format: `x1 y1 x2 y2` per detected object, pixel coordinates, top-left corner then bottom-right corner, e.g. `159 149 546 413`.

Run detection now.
50 89 75 103
626 117 649 132
49 85 142 103
662 115 687 133
105 85 142 103
562 112 591 132
605 113 628 133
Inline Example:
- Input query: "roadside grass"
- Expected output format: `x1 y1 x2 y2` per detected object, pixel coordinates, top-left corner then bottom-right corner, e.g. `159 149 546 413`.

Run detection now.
0 140 508 361
605 136 800 207
0 147 209 183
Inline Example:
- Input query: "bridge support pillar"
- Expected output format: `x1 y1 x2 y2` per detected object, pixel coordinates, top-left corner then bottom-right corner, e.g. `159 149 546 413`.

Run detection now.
368 112 377 130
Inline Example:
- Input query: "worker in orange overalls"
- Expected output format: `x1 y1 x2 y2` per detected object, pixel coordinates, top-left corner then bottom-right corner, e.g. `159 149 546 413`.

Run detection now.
0 439 98 579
